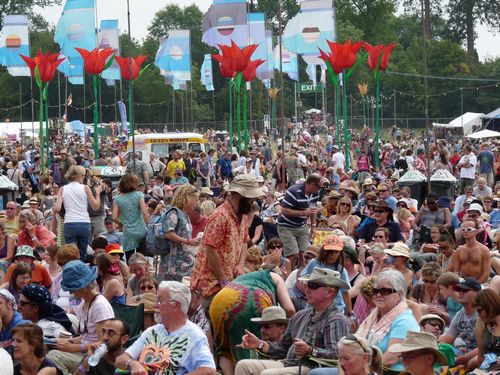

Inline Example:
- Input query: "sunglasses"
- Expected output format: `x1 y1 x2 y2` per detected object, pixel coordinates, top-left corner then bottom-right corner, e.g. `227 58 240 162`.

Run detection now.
18 300 35 307
5 207 15 210
423 279 436 284
374 210 386 214
378 190 388 193
461 226 477 232
397 203 407 207
453 286 470 293
269 245 283 249
373 235 385 239
425 320 443 329
307 282 327 290
373 287 397 296
140 284 155 291
346 335 367 353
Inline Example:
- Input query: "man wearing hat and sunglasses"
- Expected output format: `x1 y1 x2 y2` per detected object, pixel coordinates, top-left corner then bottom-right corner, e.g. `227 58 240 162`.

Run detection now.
190 175 264 308
358 200 403 245
235 268 350 375
250 306 290 345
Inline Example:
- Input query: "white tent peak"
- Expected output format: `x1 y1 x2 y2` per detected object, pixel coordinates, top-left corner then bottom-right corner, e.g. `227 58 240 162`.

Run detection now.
465 129 500 139
433 112 484 135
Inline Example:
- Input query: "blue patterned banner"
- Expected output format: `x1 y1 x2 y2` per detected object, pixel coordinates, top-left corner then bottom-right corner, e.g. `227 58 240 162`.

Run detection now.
155 30 191 83
202 0 248 48
98 19 120 81
0 15 30 76
200 54 214 91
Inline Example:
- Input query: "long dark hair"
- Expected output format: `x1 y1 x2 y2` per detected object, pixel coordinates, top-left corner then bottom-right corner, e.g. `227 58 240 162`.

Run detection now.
317 247 344 272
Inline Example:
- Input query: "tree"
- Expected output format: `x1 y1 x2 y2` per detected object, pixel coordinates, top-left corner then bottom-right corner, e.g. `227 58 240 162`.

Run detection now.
248 0 299 34
446 0 500 59
402 0 443 39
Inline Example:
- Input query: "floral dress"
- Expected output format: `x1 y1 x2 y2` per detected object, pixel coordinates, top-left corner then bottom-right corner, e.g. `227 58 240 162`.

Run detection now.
158 208 193 281
114 191 147 252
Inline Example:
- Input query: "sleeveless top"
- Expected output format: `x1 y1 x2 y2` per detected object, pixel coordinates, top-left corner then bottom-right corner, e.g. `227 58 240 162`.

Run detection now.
0 238 8 258
419 208 446 227
62 182 90 223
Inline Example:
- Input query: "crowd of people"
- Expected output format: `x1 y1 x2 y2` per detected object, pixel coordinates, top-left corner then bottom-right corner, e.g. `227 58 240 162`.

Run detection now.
0 119 498 375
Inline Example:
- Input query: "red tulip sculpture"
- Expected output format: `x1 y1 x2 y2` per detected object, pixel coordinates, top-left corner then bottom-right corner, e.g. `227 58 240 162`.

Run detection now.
363 42 396 168
212 40 264 151
319 40 365 170
20 51 64 174
76 48 115 156
115 56 149 136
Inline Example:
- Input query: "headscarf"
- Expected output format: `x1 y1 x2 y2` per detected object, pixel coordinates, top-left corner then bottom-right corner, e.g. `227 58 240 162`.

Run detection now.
0 289 17 310
21 285 73 333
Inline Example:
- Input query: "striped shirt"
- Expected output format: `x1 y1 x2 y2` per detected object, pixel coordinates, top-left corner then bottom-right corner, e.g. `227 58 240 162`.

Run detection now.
277 183 320 228
266 302 350 366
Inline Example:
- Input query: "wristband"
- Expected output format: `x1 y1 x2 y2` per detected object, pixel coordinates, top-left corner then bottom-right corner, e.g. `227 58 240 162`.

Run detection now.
125 359 134 369
78 365 88 374
80 343 85 353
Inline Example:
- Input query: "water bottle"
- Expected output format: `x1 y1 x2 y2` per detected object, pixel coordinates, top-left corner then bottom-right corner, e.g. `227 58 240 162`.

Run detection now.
88 343 107 367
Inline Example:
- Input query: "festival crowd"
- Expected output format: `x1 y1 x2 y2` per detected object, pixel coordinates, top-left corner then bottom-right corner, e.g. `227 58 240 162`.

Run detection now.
0 118 497 375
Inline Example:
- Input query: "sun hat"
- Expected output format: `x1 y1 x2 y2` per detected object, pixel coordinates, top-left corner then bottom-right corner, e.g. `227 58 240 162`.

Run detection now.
0 289 17 310
15 245 36 259
339 182 360 196
226 174 264 199
200 187 213 196
388 331 448 365
332 145 339 150
369 243 386 255
298 267 349 289
251 306 290 325
21 285 73 332
328 190 341 199
60 260 98 292
322 235 344 251
385 242 410 258
457 277 482 292
129 293 157 313
304 246 321 258
419 314 445 329
28 197 39 204
21 200 30 209
105 243 124 255
467 203 483 214
372 200 393 216
397 198 411 208
343 246 361 265
362 178 374 186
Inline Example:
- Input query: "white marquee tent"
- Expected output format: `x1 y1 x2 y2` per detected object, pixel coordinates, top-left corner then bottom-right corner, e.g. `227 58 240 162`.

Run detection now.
433 112 484 135
465 129 500 139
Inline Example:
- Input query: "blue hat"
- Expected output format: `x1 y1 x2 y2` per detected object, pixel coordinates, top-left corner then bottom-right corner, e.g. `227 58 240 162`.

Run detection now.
60 260 98 292
438 196 451 209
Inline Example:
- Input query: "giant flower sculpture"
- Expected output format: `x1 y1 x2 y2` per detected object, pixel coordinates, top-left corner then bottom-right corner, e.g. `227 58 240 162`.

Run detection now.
212 40 264 151
21 50 64 174
363 42 396 167
115 55 149 137
76 48 115 156
319 40 365 169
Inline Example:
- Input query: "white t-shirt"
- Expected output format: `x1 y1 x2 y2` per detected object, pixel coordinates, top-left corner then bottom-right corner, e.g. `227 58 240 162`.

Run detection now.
459 153 477 179
38 319 65 338
332 152 346 170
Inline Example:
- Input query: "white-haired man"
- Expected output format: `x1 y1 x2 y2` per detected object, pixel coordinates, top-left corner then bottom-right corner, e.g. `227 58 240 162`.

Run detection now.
115 281 216 375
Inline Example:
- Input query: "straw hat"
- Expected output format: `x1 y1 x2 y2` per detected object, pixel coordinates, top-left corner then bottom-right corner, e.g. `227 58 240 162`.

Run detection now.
200 187 214 196
362 178 374 186
388 331 448 365
250 306 290 325
298 267 349 289
226 175 264 198
385 242 410 258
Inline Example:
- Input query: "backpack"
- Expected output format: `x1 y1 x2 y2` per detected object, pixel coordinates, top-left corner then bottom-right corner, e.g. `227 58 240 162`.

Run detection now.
146 206 181 256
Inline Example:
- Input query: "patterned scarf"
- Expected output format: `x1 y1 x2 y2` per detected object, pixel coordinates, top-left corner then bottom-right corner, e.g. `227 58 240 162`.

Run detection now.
356 299 408 346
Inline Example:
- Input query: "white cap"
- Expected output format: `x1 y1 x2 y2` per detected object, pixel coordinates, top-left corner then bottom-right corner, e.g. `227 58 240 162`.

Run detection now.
467 203 483 213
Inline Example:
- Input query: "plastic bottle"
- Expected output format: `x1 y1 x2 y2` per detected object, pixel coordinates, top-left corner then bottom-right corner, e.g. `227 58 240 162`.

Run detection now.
88 343 107 367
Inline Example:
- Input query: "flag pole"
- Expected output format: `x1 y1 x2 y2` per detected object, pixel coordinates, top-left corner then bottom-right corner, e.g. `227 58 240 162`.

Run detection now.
19 83 23 147
126 0 136 172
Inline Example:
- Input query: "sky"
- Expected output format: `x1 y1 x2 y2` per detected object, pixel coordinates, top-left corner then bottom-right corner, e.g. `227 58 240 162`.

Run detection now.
35 0 500 62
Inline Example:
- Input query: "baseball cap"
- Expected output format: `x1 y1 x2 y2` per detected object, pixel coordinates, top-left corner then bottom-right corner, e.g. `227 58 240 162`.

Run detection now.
322 235 344 251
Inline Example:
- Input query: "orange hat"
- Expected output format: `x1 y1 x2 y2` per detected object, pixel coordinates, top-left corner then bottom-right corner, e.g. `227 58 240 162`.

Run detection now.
105 244 124 255
322 235 344 251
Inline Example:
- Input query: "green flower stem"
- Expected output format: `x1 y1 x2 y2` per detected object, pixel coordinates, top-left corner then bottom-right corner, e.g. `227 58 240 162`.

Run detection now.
39 86 44 175
375 74 381 169
128 79 133 139
44 85 49 168
93 75 99 157
342 71 350 171
235 74 242 153
229 79 233 149
335 82 340 146
243 84 248 151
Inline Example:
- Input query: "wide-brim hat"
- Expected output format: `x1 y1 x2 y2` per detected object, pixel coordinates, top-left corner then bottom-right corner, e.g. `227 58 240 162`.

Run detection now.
328 190 341 199
389 331 448 365
419 314 445 329
226 174 265 199
397 198 411 208
373 200 393 216
251 306 290 325
129 293 157 313
362 178 374 186
298 267 349 289
28 197 39 204
385 242 410 258
60 260 98 292
343 246 361 264
339 182 360 196
15 245 35 259
21 201 30 209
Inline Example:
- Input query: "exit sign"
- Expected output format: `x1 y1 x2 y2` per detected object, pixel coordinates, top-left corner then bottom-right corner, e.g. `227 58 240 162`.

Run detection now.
298 83 324 93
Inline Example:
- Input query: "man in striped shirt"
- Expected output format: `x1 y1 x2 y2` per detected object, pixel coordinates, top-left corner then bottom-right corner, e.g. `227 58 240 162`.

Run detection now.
277 173 323 267
235 268 351 375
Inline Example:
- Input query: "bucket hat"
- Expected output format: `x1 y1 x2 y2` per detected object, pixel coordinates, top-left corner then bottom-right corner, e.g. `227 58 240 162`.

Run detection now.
15 245 36 259
363 178 374 186
298 267 349 289
251 306 290 325
226 175 264 199
385 243 410 258
388 331 448 365
419 314 445 329
343 246 361 265
60 260 98 292
105 243 124 255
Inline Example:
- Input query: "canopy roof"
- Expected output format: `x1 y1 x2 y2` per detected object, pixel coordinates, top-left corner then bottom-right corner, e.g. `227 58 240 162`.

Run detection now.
397 169 427 183
465 129 500 139
483 108 500 119
430 169 457 182
433 112 484 135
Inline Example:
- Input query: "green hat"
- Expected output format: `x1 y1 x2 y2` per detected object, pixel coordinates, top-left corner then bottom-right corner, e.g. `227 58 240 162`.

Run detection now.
15 245 35 259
